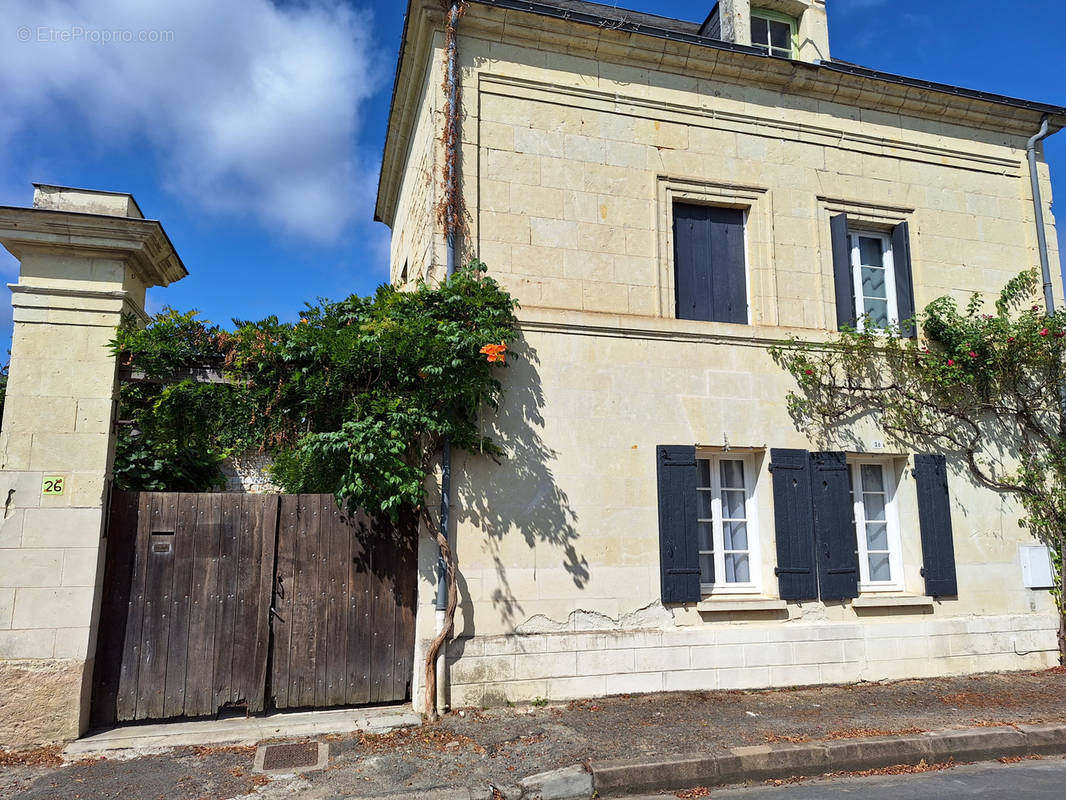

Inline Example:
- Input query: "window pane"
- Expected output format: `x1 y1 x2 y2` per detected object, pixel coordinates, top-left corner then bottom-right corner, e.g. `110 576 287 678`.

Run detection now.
721 489 745 520
866 522 889 552
751 18 769 45
861 464 885 492
859 236 884 267
698 459 711 488
769 20 791 51
698 521 714 551
719 459 745 490
863 492 886 522
700 553 715 584
723 521 748 551
863 298 890 327
861 267 887 300
697 490 713 520
868 552 892 582
725 553 750 583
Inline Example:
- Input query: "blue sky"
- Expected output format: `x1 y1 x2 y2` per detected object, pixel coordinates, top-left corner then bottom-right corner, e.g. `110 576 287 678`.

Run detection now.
1 0 1064 354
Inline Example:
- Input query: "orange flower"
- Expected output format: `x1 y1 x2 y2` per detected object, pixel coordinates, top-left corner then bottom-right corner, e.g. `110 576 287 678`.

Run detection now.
480 341 507 364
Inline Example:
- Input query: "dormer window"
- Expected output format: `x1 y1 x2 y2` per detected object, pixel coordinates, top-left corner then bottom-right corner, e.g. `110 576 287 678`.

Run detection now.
750 9 796 59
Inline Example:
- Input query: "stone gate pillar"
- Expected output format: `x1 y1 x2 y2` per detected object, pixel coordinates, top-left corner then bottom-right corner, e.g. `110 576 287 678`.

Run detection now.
0 185 186 747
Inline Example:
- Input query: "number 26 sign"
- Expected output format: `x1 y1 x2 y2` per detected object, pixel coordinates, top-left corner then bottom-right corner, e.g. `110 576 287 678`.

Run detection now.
42 476 66 496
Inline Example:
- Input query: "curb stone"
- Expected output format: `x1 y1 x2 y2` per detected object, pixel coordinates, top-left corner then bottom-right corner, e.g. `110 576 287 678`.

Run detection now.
518 764 594 800
580 723 1066 798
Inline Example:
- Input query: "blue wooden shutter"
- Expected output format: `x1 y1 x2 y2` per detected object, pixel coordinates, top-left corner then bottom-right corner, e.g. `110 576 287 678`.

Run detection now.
892 221 917 338
770 449 818 601
810 451 860 601
915 454 958 597
830 214 855 330
657 445 700 604
673 203 747 324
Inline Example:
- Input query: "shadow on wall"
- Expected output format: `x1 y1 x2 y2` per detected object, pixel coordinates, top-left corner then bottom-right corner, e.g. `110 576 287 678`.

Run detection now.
454 338 588 632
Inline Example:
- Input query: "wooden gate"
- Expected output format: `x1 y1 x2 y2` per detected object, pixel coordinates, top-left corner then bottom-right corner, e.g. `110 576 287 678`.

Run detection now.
92 492 417 726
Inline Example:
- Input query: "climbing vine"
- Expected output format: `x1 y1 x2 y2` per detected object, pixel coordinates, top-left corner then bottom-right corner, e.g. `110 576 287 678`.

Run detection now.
772 269 1066 663
112 261 518 507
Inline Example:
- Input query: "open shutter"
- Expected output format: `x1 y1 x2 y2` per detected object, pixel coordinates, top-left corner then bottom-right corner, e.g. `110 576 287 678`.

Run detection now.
810 452 860 601
830 214 855 330
770 449 818 601
892 221 917 338
657 445 700 604
915 454 958 597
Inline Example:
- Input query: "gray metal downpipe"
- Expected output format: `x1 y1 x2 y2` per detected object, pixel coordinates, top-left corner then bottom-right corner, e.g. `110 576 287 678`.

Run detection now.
435 0 462 718
1028 115 1057 313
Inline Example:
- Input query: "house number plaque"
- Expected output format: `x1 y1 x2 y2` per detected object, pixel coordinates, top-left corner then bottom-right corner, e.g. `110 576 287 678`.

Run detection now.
42 476 66 495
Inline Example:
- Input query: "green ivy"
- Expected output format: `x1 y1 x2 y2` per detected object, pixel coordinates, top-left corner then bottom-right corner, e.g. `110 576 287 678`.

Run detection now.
110 262 519 520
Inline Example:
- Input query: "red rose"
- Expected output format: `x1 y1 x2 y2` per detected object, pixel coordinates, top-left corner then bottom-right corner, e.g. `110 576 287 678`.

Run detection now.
1008 337 1016 343
969 351 977 358
947 359 955 366
804 369 813 375
1041 328 1050 336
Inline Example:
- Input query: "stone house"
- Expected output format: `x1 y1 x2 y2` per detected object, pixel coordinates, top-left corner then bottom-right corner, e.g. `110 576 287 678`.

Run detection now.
376 0 1066 708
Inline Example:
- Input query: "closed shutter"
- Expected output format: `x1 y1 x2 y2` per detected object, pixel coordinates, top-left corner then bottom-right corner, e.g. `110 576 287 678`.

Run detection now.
830 214 855 330
673 203 748 324
810 451 860 601
892 221 917 338
915 454 958 597
656 445 701 604
770 449 818 601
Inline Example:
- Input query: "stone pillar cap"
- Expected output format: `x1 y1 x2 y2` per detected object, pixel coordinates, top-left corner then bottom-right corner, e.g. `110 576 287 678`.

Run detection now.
0 190 188 288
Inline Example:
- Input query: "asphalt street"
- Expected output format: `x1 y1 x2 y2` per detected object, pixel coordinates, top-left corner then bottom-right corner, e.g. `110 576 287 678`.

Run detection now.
624 758 1066 799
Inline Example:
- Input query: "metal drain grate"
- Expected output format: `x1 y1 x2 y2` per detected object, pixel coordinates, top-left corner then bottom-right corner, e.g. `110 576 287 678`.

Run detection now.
256 741 327 773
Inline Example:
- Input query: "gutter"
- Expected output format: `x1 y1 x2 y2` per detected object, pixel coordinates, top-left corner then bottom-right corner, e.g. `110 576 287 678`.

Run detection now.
1028 116 1058 312
434 0 463 719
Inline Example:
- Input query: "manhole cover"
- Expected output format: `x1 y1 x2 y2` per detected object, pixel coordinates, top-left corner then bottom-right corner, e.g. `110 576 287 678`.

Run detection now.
255 741 328 773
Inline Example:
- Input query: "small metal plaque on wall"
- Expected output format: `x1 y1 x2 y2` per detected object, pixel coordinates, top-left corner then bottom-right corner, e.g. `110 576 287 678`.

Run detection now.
42 476 66 496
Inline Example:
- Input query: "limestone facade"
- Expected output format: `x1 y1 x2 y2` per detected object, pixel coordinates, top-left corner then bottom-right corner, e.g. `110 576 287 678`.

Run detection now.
377 1 1066 709
0 185 186 746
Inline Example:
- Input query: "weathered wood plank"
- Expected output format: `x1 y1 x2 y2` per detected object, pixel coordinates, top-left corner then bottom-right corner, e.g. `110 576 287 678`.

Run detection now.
163 493 197 717
115 492 154 721
271 495 299 709
137 493 178 720
213 493 242 710
90 491 139 727
184 493 222 716
249 494 278 714
369 518 397 705
345 511 372 706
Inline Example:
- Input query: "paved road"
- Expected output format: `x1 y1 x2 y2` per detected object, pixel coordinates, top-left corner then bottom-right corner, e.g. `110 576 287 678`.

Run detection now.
624 758 1066 799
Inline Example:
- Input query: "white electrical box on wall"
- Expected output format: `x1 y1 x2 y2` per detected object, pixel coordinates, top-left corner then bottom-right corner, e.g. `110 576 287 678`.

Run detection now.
1020 545 1055 589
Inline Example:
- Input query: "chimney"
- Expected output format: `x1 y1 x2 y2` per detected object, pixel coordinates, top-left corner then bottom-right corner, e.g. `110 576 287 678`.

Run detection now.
705 0 830 64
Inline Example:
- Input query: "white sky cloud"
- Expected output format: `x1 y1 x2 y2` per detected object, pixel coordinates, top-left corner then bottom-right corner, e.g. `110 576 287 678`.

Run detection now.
1 0 384 242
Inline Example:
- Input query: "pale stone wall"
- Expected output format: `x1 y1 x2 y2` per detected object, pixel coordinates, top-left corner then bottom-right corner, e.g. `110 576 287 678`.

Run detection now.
221 450 280 494
385 3 1065 708
0 187 185 746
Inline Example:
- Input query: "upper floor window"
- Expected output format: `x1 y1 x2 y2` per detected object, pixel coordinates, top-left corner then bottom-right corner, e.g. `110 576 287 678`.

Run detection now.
850 231 897 329
673 202 749 325
751 10 796 59
830 214 916 337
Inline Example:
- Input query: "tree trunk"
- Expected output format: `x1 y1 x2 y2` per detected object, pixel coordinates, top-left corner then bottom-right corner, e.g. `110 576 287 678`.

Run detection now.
1058 539 1065 666
422 508 458 720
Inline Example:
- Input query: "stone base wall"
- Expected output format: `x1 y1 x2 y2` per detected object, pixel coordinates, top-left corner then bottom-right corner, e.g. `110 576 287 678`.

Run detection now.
444 614 1059 708
221 450 280 494
0 659 88 749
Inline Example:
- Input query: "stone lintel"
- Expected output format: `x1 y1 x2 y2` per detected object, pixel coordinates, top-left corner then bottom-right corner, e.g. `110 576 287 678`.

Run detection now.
0 206 188 289
32 184 145 220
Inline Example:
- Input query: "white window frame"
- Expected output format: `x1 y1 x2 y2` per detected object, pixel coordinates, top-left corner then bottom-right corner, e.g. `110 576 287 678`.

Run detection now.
750 11 797 59
696 452 761 595
849 230 898 331
850 459 905 593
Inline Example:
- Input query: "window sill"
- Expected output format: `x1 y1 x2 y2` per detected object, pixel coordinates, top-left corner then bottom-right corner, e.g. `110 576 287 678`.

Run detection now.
851 594 934 609
697 598 788 613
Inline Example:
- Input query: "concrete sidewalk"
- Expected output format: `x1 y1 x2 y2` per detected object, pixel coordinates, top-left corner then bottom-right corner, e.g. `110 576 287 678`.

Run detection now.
1 669 1064 800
